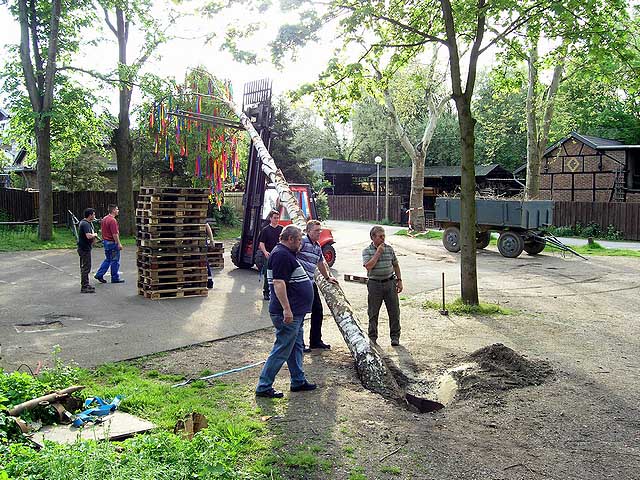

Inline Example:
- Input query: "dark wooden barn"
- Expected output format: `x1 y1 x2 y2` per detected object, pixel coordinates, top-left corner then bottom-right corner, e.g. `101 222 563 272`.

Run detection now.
310 158 379 194
374 163 520 214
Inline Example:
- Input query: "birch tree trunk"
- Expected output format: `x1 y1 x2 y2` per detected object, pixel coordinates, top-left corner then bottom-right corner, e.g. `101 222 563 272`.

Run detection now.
384 88 447 232
219 92 405 401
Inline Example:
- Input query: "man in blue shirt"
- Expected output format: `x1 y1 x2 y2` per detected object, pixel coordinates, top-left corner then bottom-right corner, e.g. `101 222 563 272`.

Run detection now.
297 220 338 350
256 225 317 398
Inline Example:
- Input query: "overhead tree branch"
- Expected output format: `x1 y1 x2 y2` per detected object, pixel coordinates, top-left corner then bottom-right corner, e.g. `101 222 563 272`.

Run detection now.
103 6 117 36
28 0 44 91
42 0 61 113
17 0 40 110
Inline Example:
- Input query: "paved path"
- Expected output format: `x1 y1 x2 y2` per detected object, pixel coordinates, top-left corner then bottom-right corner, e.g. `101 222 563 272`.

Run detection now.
0 247 271 369
1 219 637 370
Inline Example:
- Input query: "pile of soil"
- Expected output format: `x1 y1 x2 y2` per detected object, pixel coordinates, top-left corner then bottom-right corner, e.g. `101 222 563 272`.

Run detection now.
453 343 553 399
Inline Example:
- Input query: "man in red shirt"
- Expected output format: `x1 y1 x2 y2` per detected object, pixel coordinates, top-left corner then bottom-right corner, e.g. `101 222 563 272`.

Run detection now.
94 204 125 284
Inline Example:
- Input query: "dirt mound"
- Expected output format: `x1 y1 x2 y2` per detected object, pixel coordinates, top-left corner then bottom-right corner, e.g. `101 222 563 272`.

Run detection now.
453 343 553 399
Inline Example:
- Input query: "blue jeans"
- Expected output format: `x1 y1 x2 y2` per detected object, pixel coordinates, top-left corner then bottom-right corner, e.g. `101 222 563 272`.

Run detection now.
256 313 307 393
96 240 120 281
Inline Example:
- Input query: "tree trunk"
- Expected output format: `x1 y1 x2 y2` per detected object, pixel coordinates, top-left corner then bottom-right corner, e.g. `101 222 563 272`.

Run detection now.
441 0 483 306
456 100 479 305
35 120 53 240
525 40 566 200
17 0 60 241
116 90 134 235
524 45 540 199
409 155 425 230
114 6 135 236
220 91 405 402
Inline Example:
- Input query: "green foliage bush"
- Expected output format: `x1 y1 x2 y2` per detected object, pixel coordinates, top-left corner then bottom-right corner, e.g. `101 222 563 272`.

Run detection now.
312 173 331 221
0 348 81 443
209 203 239 227
548 222 623 241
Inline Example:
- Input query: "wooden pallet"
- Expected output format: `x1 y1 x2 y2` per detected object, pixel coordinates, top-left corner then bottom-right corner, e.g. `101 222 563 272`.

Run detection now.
138 230 208 240
138 287 208 300
137 224 206 234
136 216 204 226
137 193 209 203
343 274 369 284
137 245 206 254
136 202 208 212
139 186 208 196
138 277 208 288
138 269 206 282
137 238 206 248
135 208 207 218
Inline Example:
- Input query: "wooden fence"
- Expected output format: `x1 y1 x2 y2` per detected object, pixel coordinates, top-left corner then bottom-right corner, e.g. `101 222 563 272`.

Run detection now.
5 190 637 239
327 195 403 224
0 189 130 224
554 201 640 240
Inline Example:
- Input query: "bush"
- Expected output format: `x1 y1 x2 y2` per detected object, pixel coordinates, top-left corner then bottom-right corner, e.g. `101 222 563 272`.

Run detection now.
312 173 331 221
314 190 329 221
548 222 623 241
208 203 239 227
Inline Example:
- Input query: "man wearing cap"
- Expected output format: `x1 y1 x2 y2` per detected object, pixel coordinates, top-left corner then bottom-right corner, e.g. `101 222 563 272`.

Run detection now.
362 225 403 346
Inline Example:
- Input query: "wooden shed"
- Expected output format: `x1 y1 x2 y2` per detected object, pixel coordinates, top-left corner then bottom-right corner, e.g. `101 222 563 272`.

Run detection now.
516 132 640 202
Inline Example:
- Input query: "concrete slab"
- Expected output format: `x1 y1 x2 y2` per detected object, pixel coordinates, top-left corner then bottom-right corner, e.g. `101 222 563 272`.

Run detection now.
31 411 155 446
0 245 271 369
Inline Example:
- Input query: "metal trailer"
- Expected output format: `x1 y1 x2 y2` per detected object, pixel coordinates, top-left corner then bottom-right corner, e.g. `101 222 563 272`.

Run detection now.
434 198 584 258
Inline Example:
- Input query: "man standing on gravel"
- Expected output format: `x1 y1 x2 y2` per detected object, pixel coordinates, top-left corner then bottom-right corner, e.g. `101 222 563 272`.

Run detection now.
77 208 99 294
256 225 317 398
297 220 338 351
362 225 403 346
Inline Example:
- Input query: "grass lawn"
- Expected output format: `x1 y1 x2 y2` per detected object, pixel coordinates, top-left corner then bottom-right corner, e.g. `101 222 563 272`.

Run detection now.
0 225 241 252
1 358 276 480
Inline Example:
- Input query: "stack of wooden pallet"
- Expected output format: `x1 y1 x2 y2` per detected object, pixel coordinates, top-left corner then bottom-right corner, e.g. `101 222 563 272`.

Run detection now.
207 241 225 270
136 187 209 300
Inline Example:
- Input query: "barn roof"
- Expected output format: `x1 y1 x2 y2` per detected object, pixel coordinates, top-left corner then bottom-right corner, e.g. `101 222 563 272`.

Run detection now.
310 158 379 176
370 164 512 179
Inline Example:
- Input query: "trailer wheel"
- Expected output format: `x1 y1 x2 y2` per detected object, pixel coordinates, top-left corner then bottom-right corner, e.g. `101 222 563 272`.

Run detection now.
476 231 491 249
524 239 546 255
498 232 524 258
322 244 336 267
443 226 461 252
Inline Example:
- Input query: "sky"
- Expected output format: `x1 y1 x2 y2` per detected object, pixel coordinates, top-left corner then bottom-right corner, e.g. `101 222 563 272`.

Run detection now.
0 1 335 115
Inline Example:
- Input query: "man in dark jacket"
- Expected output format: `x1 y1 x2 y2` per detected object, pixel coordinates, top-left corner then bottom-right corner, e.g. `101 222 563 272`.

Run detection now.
77 208 99 293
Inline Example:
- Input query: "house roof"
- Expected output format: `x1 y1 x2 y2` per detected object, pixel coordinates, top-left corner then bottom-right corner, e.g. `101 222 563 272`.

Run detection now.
515 132 640 175
310 158 379 176
370 163 512 179
543 131 640 156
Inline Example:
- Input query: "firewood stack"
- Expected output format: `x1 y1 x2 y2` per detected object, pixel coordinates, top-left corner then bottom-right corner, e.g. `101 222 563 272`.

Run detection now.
136 187 209 299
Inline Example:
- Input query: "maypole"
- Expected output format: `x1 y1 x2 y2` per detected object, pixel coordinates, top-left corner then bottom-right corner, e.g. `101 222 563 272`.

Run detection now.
210 81 405 403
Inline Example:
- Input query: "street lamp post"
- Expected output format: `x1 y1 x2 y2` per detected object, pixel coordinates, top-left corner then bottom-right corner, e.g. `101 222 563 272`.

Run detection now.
375 155 382 221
